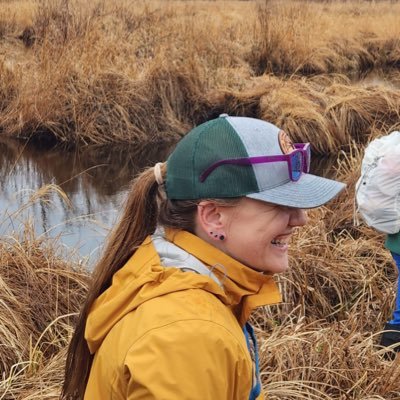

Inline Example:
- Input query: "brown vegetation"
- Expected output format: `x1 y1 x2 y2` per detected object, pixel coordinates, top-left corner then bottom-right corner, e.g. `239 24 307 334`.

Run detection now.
0 0 400 148
0 228 89 399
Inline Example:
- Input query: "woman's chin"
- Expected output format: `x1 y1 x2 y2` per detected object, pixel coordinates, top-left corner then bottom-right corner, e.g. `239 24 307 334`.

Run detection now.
252 260 289 274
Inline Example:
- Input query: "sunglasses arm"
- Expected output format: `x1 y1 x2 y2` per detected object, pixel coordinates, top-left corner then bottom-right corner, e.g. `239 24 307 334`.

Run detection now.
199 155 287 182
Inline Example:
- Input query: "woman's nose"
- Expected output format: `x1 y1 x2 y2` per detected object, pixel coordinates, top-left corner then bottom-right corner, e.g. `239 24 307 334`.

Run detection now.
290 209 308 227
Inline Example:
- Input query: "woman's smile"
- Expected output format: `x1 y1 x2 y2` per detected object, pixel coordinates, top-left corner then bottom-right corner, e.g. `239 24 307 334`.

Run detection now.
271 232 292 249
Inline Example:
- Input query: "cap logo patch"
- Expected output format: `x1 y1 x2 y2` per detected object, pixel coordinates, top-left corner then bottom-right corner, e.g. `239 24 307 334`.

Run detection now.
278 130 295 154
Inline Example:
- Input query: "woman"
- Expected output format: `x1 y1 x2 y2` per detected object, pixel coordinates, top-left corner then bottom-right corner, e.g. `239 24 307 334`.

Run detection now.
62 115 345 399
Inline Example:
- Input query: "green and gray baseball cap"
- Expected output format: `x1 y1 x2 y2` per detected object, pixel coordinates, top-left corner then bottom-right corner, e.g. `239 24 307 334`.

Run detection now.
166 115 345 208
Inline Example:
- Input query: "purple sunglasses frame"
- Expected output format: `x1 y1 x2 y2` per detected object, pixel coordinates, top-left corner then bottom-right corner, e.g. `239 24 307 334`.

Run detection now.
199 143 311 183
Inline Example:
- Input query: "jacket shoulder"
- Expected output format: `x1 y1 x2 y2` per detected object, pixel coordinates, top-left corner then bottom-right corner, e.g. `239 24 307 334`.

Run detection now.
133 287 242 342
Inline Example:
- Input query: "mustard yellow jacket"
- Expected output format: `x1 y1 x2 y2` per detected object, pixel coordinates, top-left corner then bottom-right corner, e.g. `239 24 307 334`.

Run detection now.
84 229 281 400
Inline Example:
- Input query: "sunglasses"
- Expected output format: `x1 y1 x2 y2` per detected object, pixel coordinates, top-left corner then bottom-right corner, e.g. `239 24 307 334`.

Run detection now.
199 143 311 183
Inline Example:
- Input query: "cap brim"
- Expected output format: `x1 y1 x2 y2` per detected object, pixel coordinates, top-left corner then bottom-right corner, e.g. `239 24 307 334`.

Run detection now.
246 173 346 209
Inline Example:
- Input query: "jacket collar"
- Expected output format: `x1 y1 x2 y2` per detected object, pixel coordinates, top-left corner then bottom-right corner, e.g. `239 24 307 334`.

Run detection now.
164 229 281 325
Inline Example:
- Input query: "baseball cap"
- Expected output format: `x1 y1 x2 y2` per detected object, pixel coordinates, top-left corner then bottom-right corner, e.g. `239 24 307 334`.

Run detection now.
166 115 346 208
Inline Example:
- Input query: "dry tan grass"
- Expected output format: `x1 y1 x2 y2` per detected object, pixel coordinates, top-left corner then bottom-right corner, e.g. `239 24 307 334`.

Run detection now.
1 0 400 146
0 232 89 399
250 0 400 76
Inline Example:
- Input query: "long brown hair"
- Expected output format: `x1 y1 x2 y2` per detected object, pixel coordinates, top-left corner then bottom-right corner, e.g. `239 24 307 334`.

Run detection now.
61 163 238 399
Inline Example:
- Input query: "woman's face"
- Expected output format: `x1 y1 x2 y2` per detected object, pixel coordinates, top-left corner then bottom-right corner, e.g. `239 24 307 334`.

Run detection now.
211 198 308 273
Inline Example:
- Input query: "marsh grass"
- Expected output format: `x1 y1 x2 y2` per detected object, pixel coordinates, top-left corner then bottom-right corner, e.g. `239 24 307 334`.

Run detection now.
0 231 88 399
1 0 400 146
250 0 400 76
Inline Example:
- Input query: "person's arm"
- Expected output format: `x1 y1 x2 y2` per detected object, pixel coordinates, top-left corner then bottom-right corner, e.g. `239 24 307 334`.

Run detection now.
390 252 400 325
385 231 400 259
381 231 400 356
385 232 400 325
124 320 252 400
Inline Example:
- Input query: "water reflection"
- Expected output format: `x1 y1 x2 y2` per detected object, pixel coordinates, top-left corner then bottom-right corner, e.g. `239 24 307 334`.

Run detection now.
0 137 174 263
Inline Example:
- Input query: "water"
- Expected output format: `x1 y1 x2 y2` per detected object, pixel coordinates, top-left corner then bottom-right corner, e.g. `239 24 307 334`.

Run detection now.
0 137 173 264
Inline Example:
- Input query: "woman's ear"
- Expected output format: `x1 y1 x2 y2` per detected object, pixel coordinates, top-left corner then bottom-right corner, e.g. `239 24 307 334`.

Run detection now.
195 201 226 242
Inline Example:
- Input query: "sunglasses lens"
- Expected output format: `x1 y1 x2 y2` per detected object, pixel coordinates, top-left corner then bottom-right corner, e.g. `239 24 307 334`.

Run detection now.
291 151 302 181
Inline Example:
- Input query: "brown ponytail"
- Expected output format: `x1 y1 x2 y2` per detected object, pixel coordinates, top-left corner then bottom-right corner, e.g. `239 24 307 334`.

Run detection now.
61 163 239 399
62 165 161 399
